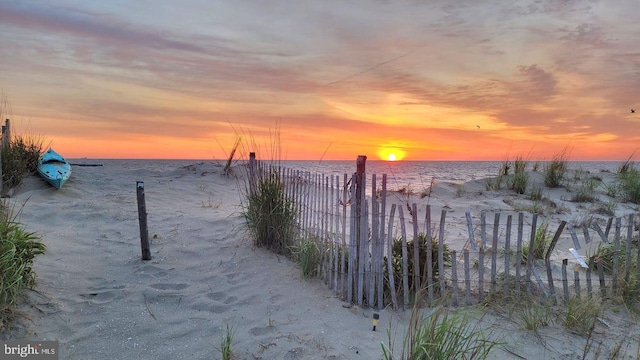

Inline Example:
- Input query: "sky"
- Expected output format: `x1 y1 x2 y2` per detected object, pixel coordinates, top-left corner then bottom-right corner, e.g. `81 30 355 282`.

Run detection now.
0 0 639 161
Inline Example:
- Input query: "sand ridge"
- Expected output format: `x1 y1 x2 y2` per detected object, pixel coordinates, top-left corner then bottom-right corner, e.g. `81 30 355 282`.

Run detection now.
4 161 640 359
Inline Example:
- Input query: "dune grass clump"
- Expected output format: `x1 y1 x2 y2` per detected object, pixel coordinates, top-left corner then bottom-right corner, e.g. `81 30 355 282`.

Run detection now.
571 176 599 203
243 169 297 257
388 233 451 296
294 237 321 278
518 299 553 330
543 150 568 188
564 295 603 336
214 323 234 360
509 156 529 194
1 134 45 190
0 202 45 330
617 160 640 204
382 304 498 360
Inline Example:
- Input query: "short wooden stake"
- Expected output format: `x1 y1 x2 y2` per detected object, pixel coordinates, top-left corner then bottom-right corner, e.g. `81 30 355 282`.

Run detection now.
137 181 151 260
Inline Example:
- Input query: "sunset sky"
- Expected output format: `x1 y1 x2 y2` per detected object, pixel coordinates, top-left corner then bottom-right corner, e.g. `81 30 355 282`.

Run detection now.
0 1 638 161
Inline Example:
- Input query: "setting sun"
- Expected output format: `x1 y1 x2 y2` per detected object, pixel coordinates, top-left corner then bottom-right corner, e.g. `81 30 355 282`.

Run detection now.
377 146 407 161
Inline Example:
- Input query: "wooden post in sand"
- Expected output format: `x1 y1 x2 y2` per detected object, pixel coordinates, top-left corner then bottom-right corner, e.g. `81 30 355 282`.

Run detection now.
136 181 151 260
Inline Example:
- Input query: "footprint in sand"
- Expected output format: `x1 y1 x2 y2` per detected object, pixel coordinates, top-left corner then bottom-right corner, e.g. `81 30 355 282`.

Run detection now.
148 283 189 291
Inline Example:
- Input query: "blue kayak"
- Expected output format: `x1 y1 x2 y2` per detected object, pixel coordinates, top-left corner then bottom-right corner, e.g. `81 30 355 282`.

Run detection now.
37 148 71 189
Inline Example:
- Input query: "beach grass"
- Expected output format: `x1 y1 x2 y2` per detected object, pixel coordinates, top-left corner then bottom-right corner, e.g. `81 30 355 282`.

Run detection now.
216 323 234 360
294 237 321 278
564 295 603 336
242 168 297 257
0 201 45 330
617 162 640 204
1 134 45 190
543 149 568 188
518 299 552 330
509 155 529 194
381 302 498 360
388 233 450 297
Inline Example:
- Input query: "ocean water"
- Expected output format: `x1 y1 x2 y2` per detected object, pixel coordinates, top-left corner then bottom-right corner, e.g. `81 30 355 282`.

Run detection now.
73 158 624 189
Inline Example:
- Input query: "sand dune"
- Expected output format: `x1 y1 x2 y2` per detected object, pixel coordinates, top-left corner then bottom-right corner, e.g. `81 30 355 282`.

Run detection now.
3 161 640 359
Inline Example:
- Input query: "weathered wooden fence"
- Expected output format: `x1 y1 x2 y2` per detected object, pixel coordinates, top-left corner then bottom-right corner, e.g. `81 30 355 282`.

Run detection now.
249 154 640 310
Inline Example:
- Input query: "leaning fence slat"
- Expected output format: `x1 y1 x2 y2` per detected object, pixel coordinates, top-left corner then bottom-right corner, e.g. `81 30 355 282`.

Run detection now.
334 175 341 291
574 269 581 299
625 214 634 282
586 257 594 298
532 266 549 297
562 259 569 302
369 174 378 308
478 246 485 302
378 174 387 310
503 215 512 302
515 213 524 298
398 206 409 310
525 214 538 295
605 217 613 238
545 220 566 304
451 250 459 307
465 211 477 250
582 224 592 244
347 174 356 303
567 223 581 250
491 213 500 294
411 203 420 291
438 208 447 299
464 249 471 306
612 217 621 294
386 204 398 310
340 174 348 299
598 259 606 298
480 211 487 248
425 205 434 305
592 222 609 243
356 157 367 307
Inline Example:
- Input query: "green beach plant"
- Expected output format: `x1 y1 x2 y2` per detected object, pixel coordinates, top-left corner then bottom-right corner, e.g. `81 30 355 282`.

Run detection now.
243 168 297 257
382 303 498 360
388 233 450 296
0 201 45 330
617 164 640 204
564 295 603 336
294 237 321 278
217 323 235 360
572 176 599 203
518 299 552 330
509 156 529 194
1 134 45 190
544 149 568 188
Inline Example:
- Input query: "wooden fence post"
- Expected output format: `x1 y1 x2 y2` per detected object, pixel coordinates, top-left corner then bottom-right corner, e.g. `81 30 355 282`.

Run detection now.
136 181 151 260
355 155 367 306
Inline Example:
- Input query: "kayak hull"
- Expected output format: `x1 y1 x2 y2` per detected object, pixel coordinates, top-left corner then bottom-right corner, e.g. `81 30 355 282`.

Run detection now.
37 148 71 189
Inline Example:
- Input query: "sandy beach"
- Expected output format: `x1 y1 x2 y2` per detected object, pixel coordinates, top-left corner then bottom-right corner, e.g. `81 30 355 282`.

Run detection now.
3 160 640 359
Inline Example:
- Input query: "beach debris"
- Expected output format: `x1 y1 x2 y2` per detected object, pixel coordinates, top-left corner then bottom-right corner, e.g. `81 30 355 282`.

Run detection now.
372 313 379 331
569 248 589 269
